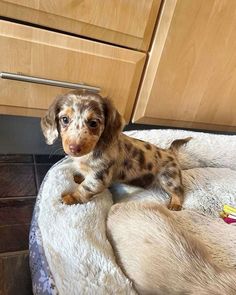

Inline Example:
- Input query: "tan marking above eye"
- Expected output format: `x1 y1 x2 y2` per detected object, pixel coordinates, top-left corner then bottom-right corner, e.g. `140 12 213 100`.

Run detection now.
84 104 103 118
85 111 102 122
59 106 74 118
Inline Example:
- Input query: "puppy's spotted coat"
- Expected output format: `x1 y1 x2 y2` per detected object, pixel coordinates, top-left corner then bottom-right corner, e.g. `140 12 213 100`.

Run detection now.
41 91 191 210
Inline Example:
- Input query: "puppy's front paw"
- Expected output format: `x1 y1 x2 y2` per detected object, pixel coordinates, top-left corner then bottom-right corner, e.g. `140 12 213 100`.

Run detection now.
73 174 84 184
168 202 182 211
62 194 79 205
168 194 182 211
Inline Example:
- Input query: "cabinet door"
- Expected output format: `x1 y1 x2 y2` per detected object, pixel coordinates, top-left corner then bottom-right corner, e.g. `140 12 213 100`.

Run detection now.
0 20 145 121
0 0 161 50
133 0 236 131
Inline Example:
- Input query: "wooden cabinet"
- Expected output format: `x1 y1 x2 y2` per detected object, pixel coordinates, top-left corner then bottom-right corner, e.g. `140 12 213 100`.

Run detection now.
1 0 236 132
0 0 161 50
133 0 236 131
0 20 145 121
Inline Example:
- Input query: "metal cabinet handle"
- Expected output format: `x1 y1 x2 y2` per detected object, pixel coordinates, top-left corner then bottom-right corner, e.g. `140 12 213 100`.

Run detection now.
0 72 100 92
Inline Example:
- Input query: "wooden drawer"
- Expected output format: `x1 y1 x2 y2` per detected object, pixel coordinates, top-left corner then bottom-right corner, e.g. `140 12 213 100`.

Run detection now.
0 20 146 121
0 0 161 50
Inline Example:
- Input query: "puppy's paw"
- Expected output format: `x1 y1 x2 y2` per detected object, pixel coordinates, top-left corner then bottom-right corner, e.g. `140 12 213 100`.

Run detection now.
62 194 79 205
168 202 182 211
73 174 84 184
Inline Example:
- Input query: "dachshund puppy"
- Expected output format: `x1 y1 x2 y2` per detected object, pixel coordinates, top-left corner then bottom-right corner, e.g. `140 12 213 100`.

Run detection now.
107 202 236 295
41 90 191 210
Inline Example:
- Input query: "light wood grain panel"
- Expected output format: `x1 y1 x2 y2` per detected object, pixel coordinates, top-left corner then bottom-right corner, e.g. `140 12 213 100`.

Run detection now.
0 20 146 121
0 0 161 50
0 105 45 117
133 0 236 131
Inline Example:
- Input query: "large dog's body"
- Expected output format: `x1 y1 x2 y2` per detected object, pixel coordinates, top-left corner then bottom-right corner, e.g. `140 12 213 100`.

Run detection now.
41 90 191 210
107 202 236 295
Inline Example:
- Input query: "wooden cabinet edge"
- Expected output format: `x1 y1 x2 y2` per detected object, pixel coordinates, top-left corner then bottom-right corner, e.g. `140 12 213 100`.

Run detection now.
123 54 147 123
132 0 177 124
139 0 162 51
0 105 46 118
133 116 236 132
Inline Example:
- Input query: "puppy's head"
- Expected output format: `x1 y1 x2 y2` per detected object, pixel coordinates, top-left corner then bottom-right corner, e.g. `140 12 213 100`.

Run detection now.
41 91 124 157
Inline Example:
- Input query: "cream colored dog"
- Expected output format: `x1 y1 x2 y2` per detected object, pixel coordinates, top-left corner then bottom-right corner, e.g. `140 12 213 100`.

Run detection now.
107 202 236 295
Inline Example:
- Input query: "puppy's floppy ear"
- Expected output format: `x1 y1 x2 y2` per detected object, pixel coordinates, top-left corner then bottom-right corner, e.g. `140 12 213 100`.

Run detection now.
100 97 125 145
41 96 64 145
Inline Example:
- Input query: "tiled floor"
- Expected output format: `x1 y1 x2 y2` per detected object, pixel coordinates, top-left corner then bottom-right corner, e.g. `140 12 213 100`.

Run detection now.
0 154 64 295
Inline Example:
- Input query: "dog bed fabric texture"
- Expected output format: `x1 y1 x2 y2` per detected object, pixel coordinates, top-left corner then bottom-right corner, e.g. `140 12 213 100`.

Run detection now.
29 129 236 295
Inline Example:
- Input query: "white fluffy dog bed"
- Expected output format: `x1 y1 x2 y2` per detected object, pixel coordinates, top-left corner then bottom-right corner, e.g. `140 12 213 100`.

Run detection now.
33 129 236 294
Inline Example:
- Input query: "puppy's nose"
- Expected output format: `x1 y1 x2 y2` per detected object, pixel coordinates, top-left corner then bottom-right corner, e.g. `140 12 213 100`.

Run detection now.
69 144 81 154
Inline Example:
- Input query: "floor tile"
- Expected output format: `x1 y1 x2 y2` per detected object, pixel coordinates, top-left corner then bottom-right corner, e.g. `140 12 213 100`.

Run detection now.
0 198 35 226
0 164 37 197
0 251 33 295
0 154 33 163
0 224 30 253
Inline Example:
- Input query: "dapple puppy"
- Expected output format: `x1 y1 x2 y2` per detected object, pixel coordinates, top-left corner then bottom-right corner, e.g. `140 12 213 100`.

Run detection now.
41 90 191 210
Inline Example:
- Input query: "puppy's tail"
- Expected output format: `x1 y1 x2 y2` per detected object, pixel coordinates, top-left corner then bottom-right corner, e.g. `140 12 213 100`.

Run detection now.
169 137 192 152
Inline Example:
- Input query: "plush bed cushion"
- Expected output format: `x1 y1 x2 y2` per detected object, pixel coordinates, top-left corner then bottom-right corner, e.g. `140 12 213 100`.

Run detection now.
29 129 236 295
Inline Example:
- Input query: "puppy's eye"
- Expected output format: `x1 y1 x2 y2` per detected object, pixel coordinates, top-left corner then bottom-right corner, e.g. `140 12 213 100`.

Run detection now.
60 116 70 125
88 120 98 128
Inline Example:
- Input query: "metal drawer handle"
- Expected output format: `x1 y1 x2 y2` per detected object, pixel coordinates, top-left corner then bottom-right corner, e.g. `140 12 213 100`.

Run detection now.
0 72 100 92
